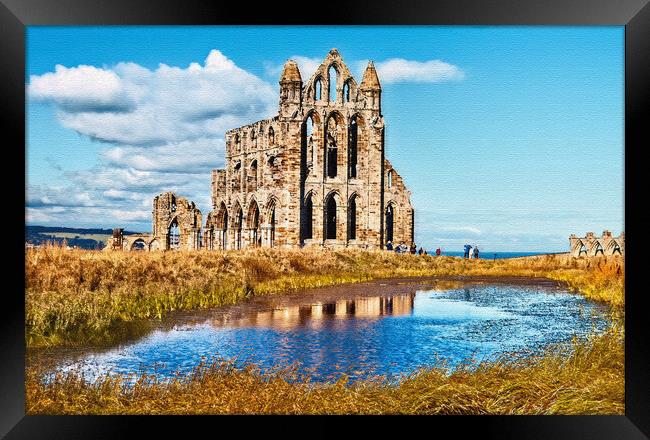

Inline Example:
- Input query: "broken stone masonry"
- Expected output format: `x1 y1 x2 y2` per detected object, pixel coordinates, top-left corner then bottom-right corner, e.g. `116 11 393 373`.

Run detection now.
569 231 625 257
109 49 415 251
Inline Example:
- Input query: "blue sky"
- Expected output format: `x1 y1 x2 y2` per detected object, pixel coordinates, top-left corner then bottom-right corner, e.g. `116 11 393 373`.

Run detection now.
26 26 624 252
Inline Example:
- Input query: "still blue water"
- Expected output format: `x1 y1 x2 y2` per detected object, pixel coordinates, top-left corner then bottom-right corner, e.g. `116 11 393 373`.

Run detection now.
49 280 609 383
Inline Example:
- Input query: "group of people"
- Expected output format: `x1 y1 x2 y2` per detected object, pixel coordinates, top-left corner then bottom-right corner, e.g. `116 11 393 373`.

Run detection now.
386 241 444 256
386 241 477 258
463 243 480 259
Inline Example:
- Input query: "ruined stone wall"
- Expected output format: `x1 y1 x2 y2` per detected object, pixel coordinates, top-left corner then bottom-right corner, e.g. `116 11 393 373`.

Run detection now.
569 230 624 257
151 192 202 250
383 159 414 247
205 49 414 250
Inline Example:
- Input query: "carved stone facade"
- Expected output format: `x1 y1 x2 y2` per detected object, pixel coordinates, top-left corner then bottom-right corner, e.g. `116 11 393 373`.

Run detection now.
205 49 414 250
569 230 624 257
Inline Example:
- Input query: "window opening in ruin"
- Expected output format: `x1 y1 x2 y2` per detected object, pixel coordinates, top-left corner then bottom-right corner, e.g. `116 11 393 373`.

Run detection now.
235 134 241 152
171 195 177 212
328 65 338 102
594 242 604 255
578 242 587 256
218 204 228 250
302 115 315 176
326 116 338 178
347 196 357 241
343 81 350 102
387 170 393 188
250 130 257 149
301 194 313 241
385 205 394 244
325 195 337 240
131 239 146 251
235 207 243 250
268 126 275 146
249 160 258 191
348 116 358 178
248 201 260 247
315 79 322 101
269 204 276 248
169 219 180 249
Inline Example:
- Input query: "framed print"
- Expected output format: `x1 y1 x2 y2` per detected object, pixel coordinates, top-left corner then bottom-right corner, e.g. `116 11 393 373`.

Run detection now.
3 0 648 437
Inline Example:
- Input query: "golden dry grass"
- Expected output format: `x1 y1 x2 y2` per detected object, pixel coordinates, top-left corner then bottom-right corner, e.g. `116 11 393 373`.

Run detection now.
26 324 623 415
26 244 624 347
25 245 625 415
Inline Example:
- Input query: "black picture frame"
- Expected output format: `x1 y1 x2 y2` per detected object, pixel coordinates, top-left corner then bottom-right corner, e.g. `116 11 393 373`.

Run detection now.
3 0 647 437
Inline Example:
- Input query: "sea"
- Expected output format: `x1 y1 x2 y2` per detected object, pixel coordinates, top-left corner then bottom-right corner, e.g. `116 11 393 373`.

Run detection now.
432 251 562 259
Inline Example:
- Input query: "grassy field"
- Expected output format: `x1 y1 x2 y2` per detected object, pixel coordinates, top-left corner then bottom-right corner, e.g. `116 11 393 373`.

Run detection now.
26 244 624 347
25 245 624 415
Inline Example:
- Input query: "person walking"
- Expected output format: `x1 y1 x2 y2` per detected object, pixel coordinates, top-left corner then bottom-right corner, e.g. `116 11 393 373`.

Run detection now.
410 243 417 254
473 246 479 259
386 240 393 251
418 247 424 255
435 247 441 256
463 244 471 258
466 244 473 259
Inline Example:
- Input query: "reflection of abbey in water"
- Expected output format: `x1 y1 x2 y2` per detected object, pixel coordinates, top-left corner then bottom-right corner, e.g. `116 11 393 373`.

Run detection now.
108 49 414 252
211 294 416 330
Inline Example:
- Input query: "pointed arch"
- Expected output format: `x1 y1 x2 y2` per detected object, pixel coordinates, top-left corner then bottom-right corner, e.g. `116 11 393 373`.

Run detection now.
249 159 258 192
314 77 323 101
247 199 261 247
591 240 605 256
250 129 257 149
348 114 364 179
385 202 396 245
266 196 279 248
216 202 228 250
234 133 241 152
301 111 320 180
168 217 180 249
328 64 339 102
324 191 340 240
301 191 314 242
268 126 275 146
343 79 351 102
233 201 243 250
325 111 344 179
347 193 359 241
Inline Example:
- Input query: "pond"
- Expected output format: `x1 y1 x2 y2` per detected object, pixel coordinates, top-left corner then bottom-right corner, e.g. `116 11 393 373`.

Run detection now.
31 277 611 383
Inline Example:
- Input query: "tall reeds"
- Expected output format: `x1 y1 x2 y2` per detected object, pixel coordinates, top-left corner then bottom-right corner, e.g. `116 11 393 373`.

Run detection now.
25 243 624 347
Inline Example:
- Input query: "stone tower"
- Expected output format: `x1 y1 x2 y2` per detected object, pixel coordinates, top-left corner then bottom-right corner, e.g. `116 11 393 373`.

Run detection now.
205 49 414 249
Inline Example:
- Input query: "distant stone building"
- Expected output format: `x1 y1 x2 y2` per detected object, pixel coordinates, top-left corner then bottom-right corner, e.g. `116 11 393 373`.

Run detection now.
108 192 202 251
204 49 414 250
569 230 624 257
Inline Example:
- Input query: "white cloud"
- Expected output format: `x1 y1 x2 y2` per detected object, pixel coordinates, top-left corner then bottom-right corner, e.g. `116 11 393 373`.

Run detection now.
360 58 465 84
30 50 276 146
268 55 464 85
29 64 131 112
27 50 279 229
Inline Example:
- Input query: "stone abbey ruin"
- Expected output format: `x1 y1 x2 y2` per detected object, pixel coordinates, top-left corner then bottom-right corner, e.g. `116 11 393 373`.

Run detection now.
569 231 624 257
108 49 414 251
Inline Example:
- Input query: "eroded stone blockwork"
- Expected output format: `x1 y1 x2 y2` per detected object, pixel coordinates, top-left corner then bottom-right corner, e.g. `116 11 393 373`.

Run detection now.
108 192 202 251
569 230 625 257
205 49 414 250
